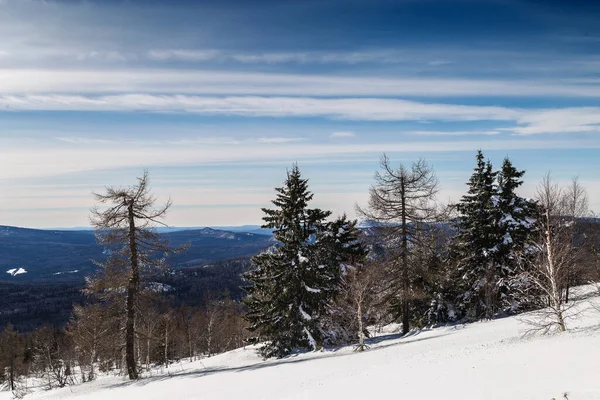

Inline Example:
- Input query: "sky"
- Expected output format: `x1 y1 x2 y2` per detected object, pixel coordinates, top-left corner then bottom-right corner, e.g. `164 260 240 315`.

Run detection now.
1 0 600 228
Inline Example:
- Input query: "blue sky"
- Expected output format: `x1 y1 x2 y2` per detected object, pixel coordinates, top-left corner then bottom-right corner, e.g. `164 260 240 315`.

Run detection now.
1 0 599 228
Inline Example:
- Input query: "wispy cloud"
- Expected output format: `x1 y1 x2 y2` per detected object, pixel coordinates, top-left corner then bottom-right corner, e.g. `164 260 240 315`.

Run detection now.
411 130 501 136
56 137 118 145
147 50 221 62
257 137 305 144
331 131 356 138
2 137 598 181
508 108 600 135
2 69 600 98
0 94 521 121
5 95 600 135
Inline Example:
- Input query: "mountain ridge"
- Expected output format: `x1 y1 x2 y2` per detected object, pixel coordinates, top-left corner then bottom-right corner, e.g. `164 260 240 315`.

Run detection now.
0 225 272 283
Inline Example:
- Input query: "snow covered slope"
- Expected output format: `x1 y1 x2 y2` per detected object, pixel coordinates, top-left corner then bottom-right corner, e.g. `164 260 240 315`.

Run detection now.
6 287 600 400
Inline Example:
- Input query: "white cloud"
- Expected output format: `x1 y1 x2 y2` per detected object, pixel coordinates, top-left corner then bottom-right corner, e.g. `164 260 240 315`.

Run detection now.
257 137 305 144
4 95 599 136
2 69 600 98
147 50 221 61
0 94 522 122
508 107 600 135
56 137 118 145
1 138 598 181
331 131 356 138
165 137 243 145
411 130 502 136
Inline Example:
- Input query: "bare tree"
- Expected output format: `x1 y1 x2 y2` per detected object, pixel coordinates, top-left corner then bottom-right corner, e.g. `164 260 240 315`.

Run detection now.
357 154 440 334
67 304 117 381
344 262 386 351
32 327 75 389
0 324 23 392
562 177 589 303
526 173 581 333
90 171 178 380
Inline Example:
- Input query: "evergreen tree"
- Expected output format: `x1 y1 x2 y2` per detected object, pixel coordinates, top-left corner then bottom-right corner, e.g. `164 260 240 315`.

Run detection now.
316 215 369 345
244 166 365 358
494 157 537 311
451 150 499 318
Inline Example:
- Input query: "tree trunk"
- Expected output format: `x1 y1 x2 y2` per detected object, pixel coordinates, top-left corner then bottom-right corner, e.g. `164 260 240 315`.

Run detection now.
401 181 410 335
356 293 366 351
545 209 566 332
164 322 169 365
126 202 139 380
9 357 15 392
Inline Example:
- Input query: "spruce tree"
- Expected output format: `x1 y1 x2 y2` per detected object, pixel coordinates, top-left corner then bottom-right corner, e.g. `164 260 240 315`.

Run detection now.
244 166 365 358
309 214 368 345
451 150 499 318
494 157 537 311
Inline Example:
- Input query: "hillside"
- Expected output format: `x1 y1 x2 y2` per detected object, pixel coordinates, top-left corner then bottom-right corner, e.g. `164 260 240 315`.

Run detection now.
6 286 600 400
0 226 272 283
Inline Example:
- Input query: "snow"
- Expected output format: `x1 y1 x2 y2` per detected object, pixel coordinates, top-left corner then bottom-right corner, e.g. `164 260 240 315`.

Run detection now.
298 305 312 321
303 327 317 350
304 284 321 293
297 251 308 264
6 267 27 276
4 286 600 400
53 270 79 276
146 282 174 293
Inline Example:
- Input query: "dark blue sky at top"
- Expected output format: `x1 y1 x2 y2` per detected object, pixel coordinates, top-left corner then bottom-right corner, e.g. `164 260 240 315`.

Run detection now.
50 0 600 52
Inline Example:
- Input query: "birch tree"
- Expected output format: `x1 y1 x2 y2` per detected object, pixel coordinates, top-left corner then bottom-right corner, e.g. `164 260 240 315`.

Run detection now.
562 177 589 302
526 174 580 332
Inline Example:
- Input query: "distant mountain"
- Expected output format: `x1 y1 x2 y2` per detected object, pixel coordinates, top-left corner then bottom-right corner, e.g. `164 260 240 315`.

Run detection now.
0 225 272 283
44 225 274 235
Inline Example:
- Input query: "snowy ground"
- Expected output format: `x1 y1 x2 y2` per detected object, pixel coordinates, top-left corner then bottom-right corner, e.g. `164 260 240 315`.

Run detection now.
3 286 600 400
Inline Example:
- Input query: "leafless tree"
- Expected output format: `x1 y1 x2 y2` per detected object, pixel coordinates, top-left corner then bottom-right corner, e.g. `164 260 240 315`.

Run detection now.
525 173 583 333
160 310 175 365
135 301 161 371
31 327 75 389
0 324 24 392
90 170 181 380
562 177 589 302
357 154 440 334
343 262 387 351
67 304 118 381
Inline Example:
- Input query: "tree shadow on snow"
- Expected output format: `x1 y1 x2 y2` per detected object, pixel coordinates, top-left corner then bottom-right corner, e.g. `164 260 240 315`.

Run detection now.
103 330 453 391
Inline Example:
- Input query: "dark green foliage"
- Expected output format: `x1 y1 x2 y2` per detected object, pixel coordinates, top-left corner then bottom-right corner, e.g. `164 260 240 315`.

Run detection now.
494 158 539 312
244 166 366 358
0 282 85 332
450 152 538 319
451 151 499 318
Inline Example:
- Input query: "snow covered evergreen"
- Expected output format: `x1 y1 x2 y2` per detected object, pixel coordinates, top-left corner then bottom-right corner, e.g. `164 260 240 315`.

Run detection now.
451 150 500 319
494 157 538 312
244 166 366 358
451 152 538 319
